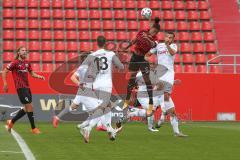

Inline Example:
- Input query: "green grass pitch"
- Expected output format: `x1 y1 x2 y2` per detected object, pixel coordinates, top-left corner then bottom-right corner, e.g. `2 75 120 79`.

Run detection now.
1 122 240 160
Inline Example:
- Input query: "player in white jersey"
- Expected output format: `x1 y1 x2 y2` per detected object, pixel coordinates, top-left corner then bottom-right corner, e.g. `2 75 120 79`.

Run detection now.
76 36 124 142
149 32 187 137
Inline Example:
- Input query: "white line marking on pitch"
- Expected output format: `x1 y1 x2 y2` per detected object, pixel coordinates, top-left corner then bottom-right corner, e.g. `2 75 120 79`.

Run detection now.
11 129 36 160
0 151 23 154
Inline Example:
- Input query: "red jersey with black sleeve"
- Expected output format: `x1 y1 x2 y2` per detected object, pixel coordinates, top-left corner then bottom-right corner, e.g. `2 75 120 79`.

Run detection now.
134 30 157 56
7 59 32 89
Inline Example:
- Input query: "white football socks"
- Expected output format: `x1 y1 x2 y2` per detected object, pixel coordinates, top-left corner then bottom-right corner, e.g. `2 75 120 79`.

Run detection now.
170 116 180 134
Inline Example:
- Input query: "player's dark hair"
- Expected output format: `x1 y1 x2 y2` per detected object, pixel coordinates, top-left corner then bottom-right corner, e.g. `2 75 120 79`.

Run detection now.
15 46 24 60
166 31 175 38
97 36 106 48
152 17 160 31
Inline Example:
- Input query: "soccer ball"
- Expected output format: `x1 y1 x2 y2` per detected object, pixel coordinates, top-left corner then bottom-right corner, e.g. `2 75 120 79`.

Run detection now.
141 8 152 19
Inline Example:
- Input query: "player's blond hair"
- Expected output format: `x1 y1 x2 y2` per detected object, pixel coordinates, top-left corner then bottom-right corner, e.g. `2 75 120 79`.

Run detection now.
15 46 25 60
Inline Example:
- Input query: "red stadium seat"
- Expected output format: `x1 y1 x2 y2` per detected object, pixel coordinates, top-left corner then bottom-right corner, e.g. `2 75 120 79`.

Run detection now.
189 21 200 31
28 20 39 29
180 43 191 53
198 1 209 10
89 10 100 19
157 32 165 41
113 1 123 9
202 22 213 31
3 30 14 39
196 65 207 73
77 10 88 19
137 1 148 9
129 31 138 39
41 30 52 40
186 1 197 10
54 30 64 40
115 20 126 30
89 0 99 9
65 9 76 19
90 20 101 30
152 10 161 19
92 42 98 50
64 0 74 8
191 32 202 42
3 19 14 29
79 31 90 40
42 63 54 72
40 0 50 8
55 52 66 62
209 66 221 73
68 63 78 71
16 19 27 29
205 43 217 53
28 9 38 19
55 41 65 51
193 43 204 53
78 20 89 30
80 42 91 51
66 20 76 30
31 63 40 72
127 21 138 30
104 31 115 40
29 41 40 51
15 9 26 19
91 31 103 40
187 11 199 21
164 21 175 31
40 9 51 19
174 54 181 64
55 63 67 72
114 10 125 19
66 31 77 40
161 0 172 10
41 41 52 51
178 32 190 42
203 32 215 42
29 52 40 62
116 31 129 41
68 52 79 62
16 30 26 39
67 42 78 51
175 11 186 20
177 21 188 31
15 0 26 8
53 9 63 19
41 20 51 29
3 41 14 51
140 21 150 30
102 10 113 19
126 10 137 20
200 11 211 20
3 52 14 62
163 10 174 20
125 0 136 9
52 0 63 8
195 54 207 64
184 64 195 73
3 9 14 18
149 1 161 9
174 64 182 73
42 52 53 62
15 41 26 49
101 0 112 9
173 1 185 10
28 30 39 40
103 20 114 30
208 54 220 63
3 0 13 8
182 54 194 64
77 0 87 8
28 0 38 8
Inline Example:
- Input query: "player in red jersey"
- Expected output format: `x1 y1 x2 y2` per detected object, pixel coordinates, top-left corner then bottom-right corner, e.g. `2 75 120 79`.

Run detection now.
121 17 160 116
2 46 45 134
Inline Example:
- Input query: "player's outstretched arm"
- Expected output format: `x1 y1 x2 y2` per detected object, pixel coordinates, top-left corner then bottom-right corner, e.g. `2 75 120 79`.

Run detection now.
121 38 137 51
30 71 45 80
2 68 9 93
112 55 124 70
